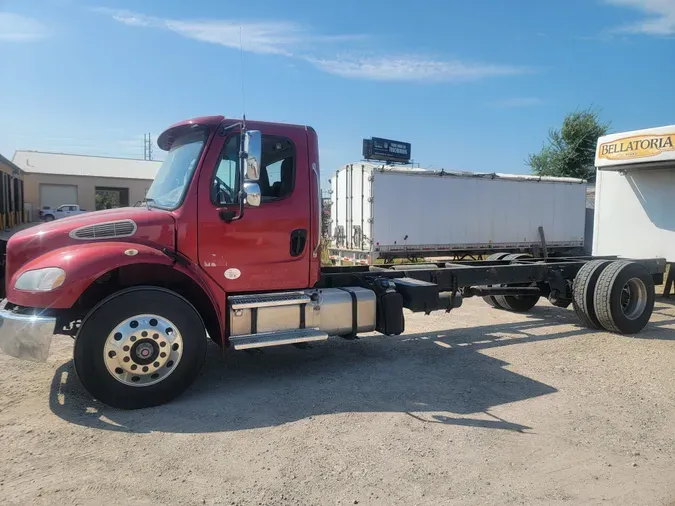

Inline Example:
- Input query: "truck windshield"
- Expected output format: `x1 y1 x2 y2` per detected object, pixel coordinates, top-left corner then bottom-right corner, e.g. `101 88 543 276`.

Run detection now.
145 130 207 209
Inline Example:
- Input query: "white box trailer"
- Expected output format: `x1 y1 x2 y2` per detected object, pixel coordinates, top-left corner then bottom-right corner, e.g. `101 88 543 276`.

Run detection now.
329 163 587 264
593 125 675 263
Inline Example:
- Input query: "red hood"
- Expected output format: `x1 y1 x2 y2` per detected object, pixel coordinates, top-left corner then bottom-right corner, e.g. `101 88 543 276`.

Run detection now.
6 207 176 281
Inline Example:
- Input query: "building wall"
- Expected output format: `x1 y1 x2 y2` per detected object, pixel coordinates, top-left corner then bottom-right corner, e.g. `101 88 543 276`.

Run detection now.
24 173 154 214
0 160 18 178
0 157 26 229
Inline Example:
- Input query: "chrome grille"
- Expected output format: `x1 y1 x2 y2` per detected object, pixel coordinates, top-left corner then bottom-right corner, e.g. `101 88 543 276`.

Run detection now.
69 220 137 240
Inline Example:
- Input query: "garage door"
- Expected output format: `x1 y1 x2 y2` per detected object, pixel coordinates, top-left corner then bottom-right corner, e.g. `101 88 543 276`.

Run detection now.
40 184 78 209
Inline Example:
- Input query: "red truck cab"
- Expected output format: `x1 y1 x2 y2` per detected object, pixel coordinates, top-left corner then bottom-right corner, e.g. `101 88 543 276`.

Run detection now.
0 116 324 407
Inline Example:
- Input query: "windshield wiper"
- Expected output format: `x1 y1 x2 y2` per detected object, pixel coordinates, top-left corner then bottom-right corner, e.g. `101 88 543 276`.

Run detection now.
141 197 157 210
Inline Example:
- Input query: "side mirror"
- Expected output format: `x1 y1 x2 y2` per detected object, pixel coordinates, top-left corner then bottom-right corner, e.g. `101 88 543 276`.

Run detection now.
243 130 262 181
243 181 261 207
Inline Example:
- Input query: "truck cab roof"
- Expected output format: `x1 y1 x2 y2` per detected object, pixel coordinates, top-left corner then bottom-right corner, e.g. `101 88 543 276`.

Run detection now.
158 116 314 151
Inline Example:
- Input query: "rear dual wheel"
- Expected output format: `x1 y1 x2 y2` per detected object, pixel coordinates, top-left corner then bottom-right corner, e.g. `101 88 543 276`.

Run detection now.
573 260 655 334
572 260 611 329
74 286 207 409
482 253 540 313
482 253 511 308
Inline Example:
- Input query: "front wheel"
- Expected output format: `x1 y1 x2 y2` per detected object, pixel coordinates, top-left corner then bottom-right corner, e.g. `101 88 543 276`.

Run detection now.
44 215 55 222
74 286 207 409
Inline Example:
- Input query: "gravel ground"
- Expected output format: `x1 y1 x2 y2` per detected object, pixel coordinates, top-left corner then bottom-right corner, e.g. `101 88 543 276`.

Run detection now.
1 297 675 505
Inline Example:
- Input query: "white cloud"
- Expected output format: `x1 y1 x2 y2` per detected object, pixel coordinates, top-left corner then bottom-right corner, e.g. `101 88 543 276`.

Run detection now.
96 8 533 83
96 8 354 56
110 11 153 28
0 12 48 42
164 19 303 55
308 55 533 82
604 0 675 35
489 97 543 108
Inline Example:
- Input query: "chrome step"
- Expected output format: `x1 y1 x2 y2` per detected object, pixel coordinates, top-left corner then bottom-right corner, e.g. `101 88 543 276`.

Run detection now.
230 328 328 350
229 292 311 309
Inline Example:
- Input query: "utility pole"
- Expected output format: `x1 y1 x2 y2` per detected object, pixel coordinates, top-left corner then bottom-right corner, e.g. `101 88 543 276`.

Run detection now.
147 133 153 161
143 133 153 161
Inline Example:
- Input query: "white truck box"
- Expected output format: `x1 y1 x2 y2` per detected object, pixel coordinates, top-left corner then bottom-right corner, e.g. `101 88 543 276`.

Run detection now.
329 163 587 263
593 125 675 262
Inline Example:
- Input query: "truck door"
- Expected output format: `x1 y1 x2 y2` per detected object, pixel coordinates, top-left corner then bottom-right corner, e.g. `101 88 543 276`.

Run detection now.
196 127 311 293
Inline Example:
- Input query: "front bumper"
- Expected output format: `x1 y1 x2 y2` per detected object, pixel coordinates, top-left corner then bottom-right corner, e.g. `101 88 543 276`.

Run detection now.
0 299 56 362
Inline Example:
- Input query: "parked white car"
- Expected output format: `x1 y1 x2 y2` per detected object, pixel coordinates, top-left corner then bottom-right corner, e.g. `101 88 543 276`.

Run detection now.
41 204 87 221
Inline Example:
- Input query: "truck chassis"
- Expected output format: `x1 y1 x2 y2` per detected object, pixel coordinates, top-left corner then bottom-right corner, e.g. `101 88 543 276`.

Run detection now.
322 255 661 299
225 253 665 351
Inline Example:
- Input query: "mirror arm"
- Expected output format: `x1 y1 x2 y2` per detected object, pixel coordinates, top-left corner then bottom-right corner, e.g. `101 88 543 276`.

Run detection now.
220 190 247 223
235 190 246 221
221 134 250 223
221 195 247 226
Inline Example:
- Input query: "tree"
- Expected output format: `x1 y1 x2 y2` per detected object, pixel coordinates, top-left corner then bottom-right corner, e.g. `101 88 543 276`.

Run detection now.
95 191 118 210
527 107 610 182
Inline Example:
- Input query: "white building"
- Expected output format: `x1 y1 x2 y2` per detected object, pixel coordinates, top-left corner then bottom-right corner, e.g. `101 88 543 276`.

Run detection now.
12 151 161 214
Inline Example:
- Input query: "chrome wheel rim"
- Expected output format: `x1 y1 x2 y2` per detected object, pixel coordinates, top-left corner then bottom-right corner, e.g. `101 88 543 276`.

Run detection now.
620 278 648 320
103 314 183 387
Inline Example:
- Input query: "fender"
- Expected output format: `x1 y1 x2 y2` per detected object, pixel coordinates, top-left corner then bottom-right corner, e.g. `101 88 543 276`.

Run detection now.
166 257 227 345
8 241 228 343
8 242 175 309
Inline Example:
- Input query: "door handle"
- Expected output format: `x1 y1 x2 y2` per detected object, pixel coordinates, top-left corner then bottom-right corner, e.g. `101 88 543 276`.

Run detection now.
290 229 308 257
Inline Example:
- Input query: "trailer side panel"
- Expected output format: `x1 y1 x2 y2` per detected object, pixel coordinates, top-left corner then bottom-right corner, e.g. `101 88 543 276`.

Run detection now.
371 170 586 255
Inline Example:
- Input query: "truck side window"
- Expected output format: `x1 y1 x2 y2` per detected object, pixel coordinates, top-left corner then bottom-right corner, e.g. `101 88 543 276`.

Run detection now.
260 135 295 202
212 135 240 205
211 134 296 205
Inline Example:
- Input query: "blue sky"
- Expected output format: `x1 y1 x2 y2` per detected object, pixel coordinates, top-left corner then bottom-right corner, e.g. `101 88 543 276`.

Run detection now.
1 0 674 189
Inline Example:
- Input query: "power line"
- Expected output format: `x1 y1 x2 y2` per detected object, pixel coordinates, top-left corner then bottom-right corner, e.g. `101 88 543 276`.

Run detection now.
4 131 160 161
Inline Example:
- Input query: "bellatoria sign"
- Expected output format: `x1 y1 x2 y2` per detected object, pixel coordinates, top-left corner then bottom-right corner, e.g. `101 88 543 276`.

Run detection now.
598 133 675 161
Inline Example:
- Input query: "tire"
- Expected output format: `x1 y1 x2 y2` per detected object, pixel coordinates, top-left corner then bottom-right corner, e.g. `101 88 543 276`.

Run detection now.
74 286 207 409
572 260 612 329
482 252 511 308
593 261 655 334
44 215 54 222
494 293 540 312
495 254 540 312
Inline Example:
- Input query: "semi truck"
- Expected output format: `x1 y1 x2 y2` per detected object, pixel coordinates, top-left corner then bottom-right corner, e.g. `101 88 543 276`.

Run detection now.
0 116 666 409
329 163 587 264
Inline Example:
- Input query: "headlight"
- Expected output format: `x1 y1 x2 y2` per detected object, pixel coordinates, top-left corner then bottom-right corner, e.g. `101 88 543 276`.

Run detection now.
15 268 66 292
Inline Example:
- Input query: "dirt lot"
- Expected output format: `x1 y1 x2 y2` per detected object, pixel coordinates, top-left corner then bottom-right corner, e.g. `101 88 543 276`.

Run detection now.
1 297 675 505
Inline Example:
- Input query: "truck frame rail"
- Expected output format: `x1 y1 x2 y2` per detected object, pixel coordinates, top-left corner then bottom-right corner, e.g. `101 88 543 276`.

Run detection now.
318 256 665 292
